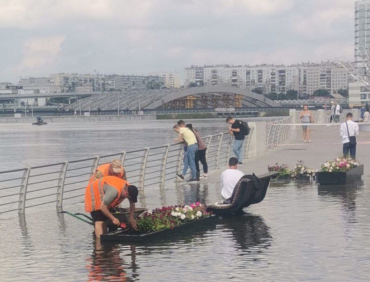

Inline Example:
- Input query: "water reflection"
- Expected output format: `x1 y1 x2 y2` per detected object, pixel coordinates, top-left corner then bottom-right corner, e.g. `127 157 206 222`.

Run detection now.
178 183 210 205
86 241 137 282
219 214 272 251
318 182 361 226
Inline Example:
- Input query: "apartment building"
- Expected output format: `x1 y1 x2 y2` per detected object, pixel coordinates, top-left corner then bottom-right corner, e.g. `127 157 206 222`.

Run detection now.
149 72 181 88
185 63 349 96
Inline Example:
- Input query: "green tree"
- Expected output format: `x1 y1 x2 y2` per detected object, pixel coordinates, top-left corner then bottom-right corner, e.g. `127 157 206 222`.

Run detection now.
251 88 263 94
313 89 330 97
337 88 348 97
264 93 278 100
286 90 298 100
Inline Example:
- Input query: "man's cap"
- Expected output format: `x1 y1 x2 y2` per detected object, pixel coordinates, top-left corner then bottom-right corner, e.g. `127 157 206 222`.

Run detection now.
128 185 138 203
110 159 123 174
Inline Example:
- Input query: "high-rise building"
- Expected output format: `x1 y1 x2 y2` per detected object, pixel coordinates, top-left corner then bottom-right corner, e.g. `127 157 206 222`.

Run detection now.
185 63 349 96
354 0 370 71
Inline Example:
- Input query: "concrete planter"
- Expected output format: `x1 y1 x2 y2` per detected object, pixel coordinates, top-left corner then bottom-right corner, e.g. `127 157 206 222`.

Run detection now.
316 165 364 186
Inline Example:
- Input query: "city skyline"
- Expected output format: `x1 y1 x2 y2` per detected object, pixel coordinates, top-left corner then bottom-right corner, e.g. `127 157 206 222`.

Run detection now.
0 0 354 83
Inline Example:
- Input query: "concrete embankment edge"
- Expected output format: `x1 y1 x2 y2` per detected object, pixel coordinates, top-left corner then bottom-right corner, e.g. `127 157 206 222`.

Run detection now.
0 115 157 123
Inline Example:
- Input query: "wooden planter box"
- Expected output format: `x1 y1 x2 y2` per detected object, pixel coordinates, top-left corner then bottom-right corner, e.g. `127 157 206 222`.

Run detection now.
316 165 364 186
271 174 291 180
101 215 218 243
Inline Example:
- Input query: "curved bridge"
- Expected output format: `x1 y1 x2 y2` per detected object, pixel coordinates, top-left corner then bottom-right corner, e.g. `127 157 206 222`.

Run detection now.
145 86 279 109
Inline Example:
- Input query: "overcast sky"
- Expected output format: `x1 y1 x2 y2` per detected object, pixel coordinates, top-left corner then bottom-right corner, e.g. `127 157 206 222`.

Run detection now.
0 0 355 83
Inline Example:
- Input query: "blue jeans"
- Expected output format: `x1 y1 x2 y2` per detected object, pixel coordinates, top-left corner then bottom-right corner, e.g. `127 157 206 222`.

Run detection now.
233 139 244 162
182 144 198 179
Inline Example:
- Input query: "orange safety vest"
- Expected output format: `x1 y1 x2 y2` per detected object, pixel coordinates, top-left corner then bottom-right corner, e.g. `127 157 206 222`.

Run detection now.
85 176 128 212
89 163 126 184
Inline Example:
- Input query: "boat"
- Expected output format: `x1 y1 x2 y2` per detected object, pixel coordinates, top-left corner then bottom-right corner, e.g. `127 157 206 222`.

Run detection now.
101 215 218 243
32 122 48 126
206 172 275 216
32 117 47 126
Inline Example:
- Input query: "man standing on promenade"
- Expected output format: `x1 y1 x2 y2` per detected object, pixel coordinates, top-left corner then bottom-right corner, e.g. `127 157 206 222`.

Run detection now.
221 157 244 203
177 120 208 180
226 116 246 165
173 124 199 182
340 112 359 159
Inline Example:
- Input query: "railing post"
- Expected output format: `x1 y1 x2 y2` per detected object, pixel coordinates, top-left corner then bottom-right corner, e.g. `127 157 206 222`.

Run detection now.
139 148 149 190
56 161 68 209
160 145 170 186
18 167 31 214
215 134 223 169
176 144 184 174
120 151 126 166
225 134 232 166
91 156 100 176
205 136 212 160
244 127 254 160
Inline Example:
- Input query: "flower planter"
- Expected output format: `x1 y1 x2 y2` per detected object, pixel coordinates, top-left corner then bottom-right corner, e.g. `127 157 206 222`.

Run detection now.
316 165 364 186
101 215 218 243
271 174 291 180
105 208 147 231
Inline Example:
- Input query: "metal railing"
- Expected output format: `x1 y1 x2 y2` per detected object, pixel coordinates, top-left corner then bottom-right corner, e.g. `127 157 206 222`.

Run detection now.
266 117 293 149
0 128 263 215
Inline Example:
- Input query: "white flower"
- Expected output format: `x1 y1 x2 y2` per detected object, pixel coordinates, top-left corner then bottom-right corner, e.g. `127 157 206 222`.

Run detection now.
191 215 195 220
175 207 179 212
196 211 202 217
171 212 176 217
180 214 186 220
183 208 188 213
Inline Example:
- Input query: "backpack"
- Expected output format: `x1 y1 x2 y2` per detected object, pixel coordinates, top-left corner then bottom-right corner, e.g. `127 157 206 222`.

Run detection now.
238 120 250 136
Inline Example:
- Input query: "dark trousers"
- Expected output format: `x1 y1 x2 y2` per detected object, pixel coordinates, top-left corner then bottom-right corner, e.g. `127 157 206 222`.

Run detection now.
195 149 208 174
343 142 356 159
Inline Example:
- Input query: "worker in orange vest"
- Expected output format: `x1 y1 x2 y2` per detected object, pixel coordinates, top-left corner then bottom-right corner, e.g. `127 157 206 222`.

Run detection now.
85 176 138 238
89 159 127 184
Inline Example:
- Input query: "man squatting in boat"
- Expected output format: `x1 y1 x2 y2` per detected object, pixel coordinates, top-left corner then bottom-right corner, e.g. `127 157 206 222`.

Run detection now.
85 159 138 238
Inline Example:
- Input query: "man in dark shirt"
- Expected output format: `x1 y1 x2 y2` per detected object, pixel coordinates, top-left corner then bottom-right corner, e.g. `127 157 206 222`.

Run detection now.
226 116 245 165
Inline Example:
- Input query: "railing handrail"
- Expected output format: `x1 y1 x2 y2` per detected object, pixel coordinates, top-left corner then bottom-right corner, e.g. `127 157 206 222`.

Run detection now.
0 121 289 216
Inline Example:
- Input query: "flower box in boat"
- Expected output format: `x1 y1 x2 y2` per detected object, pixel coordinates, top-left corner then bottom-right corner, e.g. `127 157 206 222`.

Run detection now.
317 165 364 185
106 208 147 230
101 215 218 243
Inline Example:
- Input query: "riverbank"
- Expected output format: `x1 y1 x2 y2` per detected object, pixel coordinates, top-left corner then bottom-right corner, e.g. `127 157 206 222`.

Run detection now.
0 114 156 123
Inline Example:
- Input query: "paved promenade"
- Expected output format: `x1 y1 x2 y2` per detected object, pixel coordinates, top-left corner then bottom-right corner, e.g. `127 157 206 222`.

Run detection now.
208 125 370 183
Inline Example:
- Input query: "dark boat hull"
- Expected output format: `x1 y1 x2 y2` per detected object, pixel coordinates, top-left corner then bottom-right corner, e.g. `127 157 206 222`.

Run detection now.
101 215 218 243
32 122 47 126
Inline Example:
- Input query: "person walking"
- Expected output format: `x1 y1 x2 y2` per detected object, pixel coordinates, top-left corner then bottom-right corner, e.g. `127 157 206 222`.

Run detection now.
226 116 246 165
178 121 208 180
333 101 341 123
300 105 313 143
340 112 359 159
173 124 199 182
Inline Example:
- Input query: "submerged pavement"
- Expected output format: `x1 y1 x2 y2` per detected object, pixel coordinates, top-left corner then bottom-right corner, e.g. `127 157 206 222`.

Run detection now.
207 124 370 183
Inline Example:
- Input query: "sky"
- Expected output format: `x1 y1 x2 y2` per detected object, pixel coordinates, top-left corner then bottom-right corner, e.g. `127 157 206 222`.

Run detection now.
0 0 356 83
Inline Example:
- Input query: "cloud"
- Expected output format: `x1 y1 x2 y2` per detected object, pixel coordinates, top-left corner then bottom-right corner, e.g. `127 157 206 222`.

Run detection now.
18 36 65 71
0 0 357 82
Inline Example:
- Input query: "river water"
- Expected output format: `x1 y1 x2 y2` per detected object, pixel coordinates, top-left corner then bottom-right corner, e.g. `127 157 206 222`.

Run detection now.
1 118 370 282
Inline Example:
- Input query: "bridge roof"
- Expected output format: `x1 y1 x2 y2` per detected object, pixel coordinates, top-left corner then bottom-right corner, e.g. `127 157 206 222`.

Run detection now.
144 86 279 109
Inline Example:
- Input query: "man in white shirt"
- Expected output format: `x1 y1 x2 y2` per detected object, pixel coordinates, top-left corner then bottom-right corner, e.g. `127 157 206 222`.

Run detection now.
221 157 244 202
340 112 359 159
333 101 341 123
